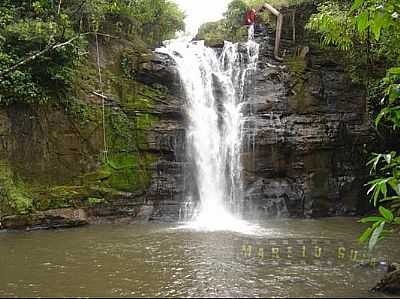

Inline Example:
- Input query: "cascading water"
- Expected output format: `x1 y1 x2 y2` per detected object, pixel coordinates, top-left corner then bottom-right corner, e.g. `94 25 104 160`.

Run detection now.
158 26 259 231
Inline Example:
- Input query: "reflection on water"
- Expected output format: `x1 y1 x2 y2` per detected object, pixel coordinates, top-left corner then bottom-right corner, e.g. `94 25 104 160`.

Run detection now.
0 217 398 297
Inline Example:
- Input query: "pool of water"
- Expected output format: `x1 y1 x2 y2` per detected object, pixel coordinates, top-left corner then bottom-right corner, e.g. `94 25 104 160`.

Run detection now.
0 217 398 297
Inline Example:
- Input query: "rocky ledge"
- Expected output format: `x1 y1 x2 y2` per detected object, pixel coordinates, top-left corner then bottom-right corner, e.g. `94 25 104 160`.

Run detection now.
1 208 88 230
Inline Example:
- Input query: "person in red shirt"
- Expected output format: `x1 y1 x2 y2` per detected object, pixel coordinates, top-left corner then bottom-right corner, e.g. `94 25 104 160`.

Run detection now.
244 9 257 25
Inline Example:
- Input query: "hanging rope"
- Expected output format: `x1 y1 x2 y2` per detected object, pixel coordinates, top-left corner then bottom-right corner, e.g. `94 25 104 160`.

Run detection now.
95 32 109 162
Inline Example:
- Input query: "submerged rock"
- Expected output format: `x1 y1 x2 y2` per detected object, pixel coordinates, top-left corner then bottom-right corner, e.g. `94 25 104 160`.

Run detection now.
372 265 400 295
1 209 88 230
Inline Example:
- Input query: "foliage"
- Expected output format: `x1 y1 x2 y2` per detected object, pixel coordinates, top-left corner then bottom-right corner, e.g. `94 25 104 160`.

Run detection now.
306 2 355 51
358 206 400 251
360 54 400 251
0 0 184 106
375 67 400 130
0 1 85 105
88 197 105 206
197 0 311 45
224 0 249 39
0 161 33 215
196 21 229 47
306 0 400 83
306 0 400 250
246 0 309 9
197 0 249 45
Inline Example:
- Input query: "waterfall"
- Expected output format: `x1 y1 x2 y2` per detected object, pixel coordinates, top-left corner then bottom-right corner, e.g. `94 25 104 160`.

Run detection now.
157 26 259 231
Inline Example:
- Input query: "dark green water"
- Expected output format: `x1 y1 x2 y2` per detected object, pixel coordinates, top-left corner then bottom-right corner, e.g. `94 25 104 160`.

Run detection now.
0 217 398 297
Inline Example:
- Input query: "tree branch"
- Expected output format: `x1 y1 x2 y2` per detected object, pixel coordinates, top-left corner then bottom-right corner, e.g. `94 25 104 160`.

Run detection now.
0 34 84 79
0 30 120 80
57 0 62 15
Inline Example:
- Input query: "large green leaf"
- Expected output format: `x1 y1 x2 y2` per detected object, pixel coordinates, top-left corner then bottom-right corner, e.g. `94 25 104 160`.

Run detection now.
388 67 400 75
369 221 385 251
375 109 387 127
351 0 365 12
388 179 400 195
383 153 393 165
359 216 384 223
356 11 369 33
379 206 394 221
359 227 373 243
389 85 400 102
370 11 389 40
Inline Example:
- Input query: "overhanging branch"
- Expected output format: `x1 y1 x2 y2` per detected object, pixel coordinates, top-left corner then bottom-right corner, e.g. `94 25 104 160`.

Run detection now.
0 32 119 80
0 34 83 79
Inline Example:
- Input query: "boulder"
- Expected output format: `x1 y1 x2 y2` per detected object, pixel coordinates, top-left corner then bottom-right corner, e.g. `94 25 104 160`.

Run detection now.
372 265 400 295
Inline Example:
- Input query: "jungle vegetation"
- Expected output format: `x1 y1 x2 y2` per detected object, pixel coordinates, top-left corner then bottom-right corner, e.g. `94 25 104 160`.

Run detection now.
306 0 400 249
196 0 308 46
0 0 185 106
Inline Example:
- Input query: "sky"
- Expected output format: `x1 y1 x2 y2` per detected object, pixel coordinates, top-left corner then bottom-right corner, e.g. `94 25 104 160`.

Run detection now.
174 0 231 35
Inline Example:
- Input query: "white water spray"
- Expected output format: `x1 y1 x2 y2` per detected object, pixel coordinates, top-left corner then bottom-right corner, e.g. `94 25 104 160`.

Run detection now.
158 26 259 232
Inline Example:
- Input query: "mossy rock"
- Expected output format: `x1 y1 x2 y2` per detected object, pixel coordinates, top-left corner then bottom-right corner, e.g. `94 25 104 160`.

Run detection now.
100 153 155 192
285 53 316 113
83 170 112 183
31 186 91 211
0 160 33 216
88 197 106 206
0 35 161 218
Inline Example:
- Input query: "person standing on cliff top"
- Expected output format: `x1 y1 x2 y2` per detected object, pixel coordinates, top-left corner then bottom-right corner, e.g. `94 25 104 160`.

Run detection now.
244 8 256 25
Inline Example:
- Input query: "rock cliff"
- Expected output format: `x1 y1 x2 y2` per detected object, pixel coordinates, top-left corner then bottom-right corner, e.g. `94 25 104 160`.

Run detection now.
135 4 374 219
242 19 372 218
0 3 374 229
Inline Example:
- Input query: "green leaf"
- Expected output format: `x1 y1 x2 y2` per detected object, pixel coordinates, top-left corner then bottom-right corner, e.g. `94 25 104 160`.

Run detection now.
371 154 382 171
380 196 400 202
373 183 381 206
389 85 400 102
391 201 400 209
357 11 369 33
379 206 394 221
388 179 400 195
383 154 392 165
359 227 373 243
351 0 365 11
381 182 388 199
388 67 400 75
375 109 387 127
367 183 377 196
369 221 385 251
370 12 387 40
359 216 384 223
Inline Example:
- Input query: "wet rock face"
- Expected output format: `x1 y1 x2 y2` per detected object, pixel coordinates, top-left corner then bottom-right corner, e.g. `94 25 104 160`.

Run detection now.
136 55 191 220
137 53 182 96
240 19 372 218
